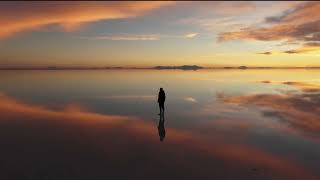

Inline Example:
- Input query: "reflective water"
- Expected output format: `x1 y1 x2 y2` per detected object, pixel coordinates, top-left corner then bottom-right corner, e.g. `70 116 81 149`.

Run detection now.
0 69 319 179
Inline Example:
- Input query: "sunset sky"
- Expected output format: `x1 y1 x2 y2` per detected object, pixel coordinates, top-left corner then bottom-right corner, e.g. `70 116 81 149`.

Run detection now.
0 1 320 67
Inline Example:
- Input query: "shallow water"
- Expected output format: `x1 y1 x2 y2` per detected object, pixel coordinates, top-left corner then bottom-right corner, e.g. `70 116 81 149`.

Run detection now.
0 69 319 180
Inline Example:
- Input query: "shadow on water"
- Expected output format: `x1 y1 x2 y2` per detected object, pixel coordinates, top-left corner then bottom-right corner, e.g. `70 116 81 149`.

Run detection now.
158 111 166 142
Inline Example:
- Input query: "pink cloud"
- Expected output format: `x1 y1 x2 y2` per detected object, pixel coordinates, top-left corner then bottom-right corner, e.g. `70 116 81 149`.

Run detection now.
218 2 320 54
0 1 174 39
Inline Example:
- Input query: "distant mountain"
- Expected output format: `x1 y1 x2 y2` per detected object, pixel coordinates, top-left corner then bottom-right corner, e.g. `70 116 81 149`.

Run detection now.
153 65 203 70
238 66 248 69
2 65 320 70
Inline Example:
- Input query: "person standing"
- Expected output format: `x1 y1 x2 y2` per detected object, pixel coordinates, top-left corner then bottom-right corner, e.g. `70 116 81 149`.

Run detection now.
158 88 166 115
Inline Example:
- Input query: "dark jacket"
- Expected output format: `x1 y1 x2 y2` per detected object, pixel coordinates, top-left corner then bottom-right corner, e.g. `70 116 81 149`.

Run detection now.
158 90 166 103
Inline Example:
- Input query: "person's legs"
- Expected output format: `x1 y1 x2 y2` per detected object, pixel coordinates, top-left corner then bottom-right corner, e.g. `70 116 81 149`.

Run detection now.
162 102 165 112
158 103 161 115
160 102 164 114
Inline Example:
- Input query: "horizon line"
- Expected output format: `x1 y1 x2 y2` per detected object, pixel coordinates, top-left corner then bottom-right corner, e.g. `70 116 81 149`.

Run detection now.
1 65 320 70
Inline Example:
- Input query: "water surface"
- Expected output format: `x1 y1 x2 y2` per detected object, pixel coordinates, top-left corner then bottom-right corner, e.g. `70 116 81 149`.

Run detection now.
0 69 319 180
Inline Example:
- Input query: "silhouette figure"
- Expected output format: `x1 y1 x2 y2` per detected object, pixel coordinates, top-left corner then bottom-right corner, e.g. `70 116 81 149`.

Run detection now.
158 88 166 115
158 111 166 142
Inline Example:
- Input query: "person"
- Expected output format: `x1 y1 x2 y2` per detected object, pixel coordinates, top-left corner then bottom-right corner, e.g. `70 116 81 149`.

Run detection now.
158 88 166 115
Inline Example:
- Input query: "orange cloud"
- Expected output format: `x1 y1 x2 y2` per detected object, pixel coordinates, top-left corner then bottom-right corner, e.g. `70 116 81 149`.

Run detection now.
258 80 320 92
102 95 156 100
192 1 256 16
218 23 309 42
87 35 161 41
218 2 320 54
0 92 317 179
0 93 132 124
81 32 199 41
0 1 174 39
258 42 320 55
219 2 320 41
282 81 320 92
220 91 320 134
265 2 320 26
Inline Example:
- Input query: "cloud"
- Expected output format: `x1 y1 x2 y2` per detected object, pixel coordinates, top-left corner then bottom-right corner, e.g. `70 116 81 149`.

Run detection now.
283 49 311 54
0 1 174 39
81 32 199 41
258 80 272 83
218 2 320 54
180 16 253 34
184 33 198 38
282 81 320 93
258 43 320 55
0 93 132 123
196 1 256 16
257 80 320 92
84 35 161 41
282 43 320 54
219 2 320 42
183 97 197 103
219 81 320 134
218 20 320 42
0 92 317 180
303 33 320 42
257 51 272 55
264 2 320 25
102 95 156 100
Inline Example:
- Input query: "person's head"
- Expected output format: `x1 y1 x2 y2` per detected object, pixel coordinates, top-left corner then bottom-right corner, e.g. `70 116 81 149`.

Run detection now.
160 88 163 91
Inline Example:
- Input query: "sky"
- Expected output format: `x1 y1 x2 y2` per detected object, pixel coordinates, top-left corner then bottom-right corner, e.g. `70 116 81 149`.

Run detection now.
0 1 320 68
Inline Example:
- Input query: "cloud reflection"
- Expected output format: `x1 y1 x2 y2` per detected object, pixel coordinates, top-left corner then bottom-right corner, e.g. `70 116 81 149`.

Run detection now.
220 81 320 136
282 81 320 93
0 93 317 179
102 95 156 101
258 80 320 93
183 97 197 103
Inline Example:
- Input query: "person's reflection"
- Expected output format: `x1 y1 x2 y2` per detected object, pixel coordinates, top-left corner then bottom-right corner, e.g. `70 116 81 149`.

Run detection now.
158 112 166 142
